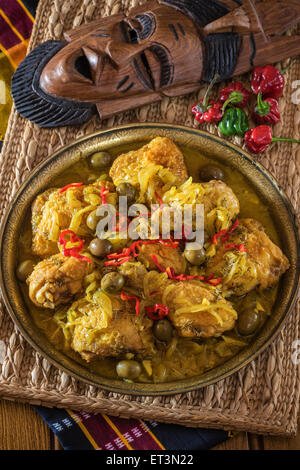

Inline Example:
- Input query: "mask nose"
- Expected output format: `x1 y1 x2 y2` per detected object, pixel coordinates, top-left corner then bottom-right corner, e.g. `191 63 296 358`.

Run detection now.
105 39 146 67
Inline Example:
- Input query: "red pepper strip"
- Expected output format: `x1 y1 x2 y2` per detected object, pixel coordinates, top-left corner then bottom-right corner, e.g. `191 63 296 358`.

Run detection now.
220 219 240 243
165 267 205 282
120 290 140 316
107 239 179 264
105 257 131 266
206 277 223 286
154 191 164 209
100 184 109 204
58 230 92 263
58 183 83 194
210 229 228 245
151 254 165 272
224 244 248 253
149 290 160 296
145 304 169 321
210 219 240 245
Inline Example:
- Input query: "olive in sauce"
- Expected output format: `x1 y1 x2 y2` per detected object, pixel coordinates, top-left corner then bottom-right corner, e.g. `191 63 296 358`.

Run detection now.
116 182 136 204
101 272 125 293
153 319 173 342
184 247 206 266
237 309 261 336
116 360 142 379
89 151 112 169
89 238 112 257
199 164 225 182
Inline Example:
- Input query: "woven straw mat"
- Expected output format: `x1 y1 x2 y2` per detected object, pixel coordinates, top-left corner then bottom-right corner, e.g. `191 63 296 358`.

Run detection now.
0 0 299 436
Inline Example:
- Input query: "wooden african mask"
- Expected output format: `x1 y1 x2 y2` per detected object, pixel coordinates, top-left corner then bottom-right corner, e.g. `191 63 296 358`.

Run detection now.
11 0 300 128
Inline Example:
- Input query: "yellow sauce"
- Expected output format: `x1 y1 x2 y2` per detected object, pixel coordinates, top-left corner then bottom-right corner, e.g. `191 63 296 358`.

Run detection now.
17 142 280 383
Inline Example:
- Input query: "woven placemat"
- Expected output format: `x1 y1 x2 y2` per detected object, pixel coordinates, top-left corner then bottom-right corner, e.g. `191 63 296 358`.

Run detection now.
0 0 299 436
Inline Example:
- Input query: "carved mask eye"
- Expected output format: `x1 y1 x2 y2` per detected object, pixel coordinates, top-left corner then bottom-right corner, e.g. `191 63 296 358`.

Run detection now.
134 14 155 40
122 13 155 43
74 54 93 81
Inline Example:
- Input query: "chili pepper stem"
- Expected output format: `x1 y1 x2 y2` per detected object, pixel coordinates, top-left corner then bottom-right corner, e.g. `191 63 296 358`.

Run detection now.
256 92 270 116
272 137 300 144
200 73 220 111
222 91 243 112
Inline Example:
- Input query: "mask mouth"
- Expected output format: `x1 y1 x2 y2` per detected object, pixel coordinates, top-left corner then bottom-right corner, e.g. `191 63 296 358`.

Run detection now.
11 40 96 128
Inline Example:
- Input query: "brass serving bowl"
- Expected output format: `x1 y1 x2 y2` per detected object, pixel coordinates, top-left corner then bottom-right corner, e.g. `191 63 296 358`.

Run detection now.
0 123 299 395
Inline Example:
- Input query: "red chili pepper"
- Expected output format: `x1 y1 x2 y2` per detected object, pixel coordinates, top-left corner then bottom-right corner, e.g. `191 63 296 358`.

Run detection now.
220 82 250 110
145 304 169 321
251 65 284 99
191 74 223 124
58 230 92 263
58 183 83 194
120 290 140 316
100 184 109 204
244 126 300 155
252 93 280 125
192 100 223 124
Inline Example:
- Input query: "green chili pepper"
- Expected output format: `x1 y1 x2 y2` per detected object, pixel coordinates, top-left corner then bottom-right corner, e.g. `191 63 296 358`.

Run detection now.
218 108 249 137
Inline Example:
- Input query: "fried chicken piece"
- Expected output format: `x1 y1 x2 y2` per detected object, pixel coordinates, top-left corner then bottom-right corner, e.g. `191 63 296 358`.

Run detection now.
137 243 186 275
27 253 93 309
118 260 148 292
206 218 290 296
161 280 237 338
163 179 240 236
31 181 114 258
70 294 154 361
31 188 60 257
109 137 188 188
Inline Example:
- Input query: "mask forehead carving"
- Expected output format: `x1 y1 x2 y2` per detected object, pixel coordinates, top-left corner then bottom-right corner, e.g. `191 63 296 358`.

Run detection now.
11 0 300 127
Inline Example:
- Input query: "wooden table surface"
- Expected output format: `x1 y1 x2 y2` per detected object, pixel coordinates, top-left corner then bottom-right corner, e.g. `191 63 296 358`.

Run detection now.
0 399 299 450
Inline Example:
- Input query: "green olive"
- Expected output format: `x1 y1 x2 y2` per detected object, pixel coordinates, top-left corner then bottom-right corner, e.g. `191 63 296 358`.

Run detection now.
199 165 225 182
16 259 35 282
86 210 101 231
89 151 111 169
153 319 173 342
116 182 136 204
237 309 260 336
101 272 125 293
116 360 142 379
89 238 112 257
184 247 206 266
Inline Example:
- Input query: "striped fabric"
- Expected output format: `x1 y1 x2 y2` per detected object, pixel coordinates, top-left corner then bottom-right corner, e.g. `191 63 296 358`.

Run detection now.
1 0 230 450
0 0 37 147
35 406 229 450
